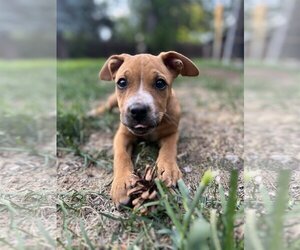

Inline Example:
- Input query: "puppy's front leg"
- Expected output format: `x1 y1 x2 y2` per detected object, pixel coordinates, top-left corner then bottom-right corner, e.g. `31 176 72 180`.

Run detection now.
157 132 182 186
88 93 118 116
111 127 138 205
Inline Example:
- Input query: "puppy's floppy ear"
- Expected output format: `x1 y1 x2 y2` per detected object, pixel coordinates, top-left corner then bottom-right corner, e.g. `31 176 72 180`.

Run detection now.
99 54 130 81
159 51 199 77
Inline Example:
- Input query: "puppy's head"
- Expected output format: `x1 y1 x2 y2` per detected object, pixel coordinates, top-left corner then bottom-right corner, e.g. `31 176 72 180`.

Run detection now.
99 51 199 136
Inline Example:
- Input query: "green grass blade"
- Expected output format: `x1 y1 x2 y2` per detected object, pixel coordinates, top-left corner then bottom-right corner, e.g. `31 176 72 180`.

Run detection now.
0 198 18 215
98 211 123 221
80 220 95 250
177 179 191 212
210 209 222 250
259 184 272 214
155 179 183 233
36 219 56 248
16 229 25 250
218 184 227 213
268 170 291 250
223 170 238 250
245 209 264 250
183 169 215 232
181 170 215 249
0 238 16 249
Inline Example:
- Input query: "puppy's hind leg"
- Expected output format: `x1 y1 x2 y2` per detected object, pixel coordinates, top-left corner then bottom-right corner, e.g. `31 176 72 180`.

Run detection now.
88 93 118 117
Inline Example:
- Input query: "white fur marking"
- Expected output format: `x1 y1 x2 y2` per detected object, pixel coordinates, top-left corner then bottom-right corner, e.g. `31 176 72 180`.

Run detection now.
125 59 155 111
140 59 143 88
126 86 155 111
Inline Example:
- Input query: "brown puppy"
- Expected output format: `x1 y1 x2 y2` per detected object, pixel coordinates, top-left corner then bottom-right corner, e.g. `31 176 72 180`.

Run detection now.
94 51 199 205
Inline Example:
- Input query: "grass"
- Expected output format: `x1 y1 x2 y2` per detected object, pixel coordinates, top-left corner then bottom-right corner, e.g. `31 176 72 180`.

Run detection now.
0 60 56 153
2 168 297 249
245 169 299 250
1 59 299 249
57 58 244 249
54 169 243 249
57 59 118 151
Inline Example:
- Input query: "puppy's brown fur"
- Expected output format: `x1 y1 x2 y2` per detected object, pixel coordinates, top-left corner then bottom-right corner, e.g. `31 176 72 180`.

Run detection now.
93 51 199 205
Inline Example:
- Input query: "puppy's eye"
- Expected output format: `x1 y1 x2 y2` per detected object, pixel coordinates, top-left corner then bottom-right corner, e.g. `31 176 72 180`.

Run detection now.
155 79 167 90
117 78 127 89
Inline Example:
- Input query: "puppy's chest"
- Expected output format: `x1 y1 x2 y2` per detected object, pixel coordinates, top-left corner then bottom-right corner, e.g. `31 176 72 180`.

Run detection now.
137 130 159 142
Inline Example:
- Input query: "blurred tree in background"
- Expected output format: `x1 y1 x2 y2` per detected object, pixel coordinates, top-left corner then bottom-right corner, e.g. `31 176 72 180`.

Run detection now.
57 0 112 57
57 0 214 57
0 0 244 59
56 0 243 59
0 0 55 58
127 0 211 51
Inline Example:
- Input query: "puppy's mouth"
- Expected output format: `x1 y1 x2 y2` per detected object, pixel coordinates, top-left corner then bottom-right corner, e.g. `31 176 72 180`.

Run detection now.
127 124 156 136
121 111 160 136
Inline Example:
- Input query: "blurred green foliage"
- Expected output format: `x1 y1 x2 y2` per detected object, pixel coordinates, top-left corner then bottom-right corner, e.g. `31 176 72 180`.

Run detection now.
127 0 211 50
58 0 212 56
0 60 55 151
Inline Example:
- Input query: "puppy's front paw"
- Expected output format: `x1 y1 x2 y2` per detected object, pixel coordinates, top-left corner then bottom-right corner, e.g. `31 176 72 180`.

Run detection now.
110 173 139 206
157 161 182 187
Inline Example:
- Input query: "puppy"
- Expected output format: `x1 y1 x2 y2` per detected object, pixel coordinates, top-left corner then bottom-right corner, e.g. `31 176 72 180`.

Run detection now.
94 51 199 205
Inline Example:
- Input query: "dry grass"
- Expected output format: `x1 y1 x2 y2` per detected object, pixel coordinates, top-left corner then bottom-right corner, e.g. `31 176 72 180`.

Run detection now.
1 60 299 249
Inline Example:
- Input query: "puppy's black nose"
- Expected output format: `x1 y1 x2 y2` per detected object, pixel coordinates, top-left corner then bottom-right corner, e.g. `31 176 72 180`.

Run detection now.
129 104 149 121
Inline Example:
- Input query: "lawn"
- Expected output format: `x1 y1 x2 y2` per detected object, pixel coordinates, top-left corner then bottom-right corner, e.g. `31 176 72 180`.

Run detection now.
56 58 245 249
0 59 299 249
